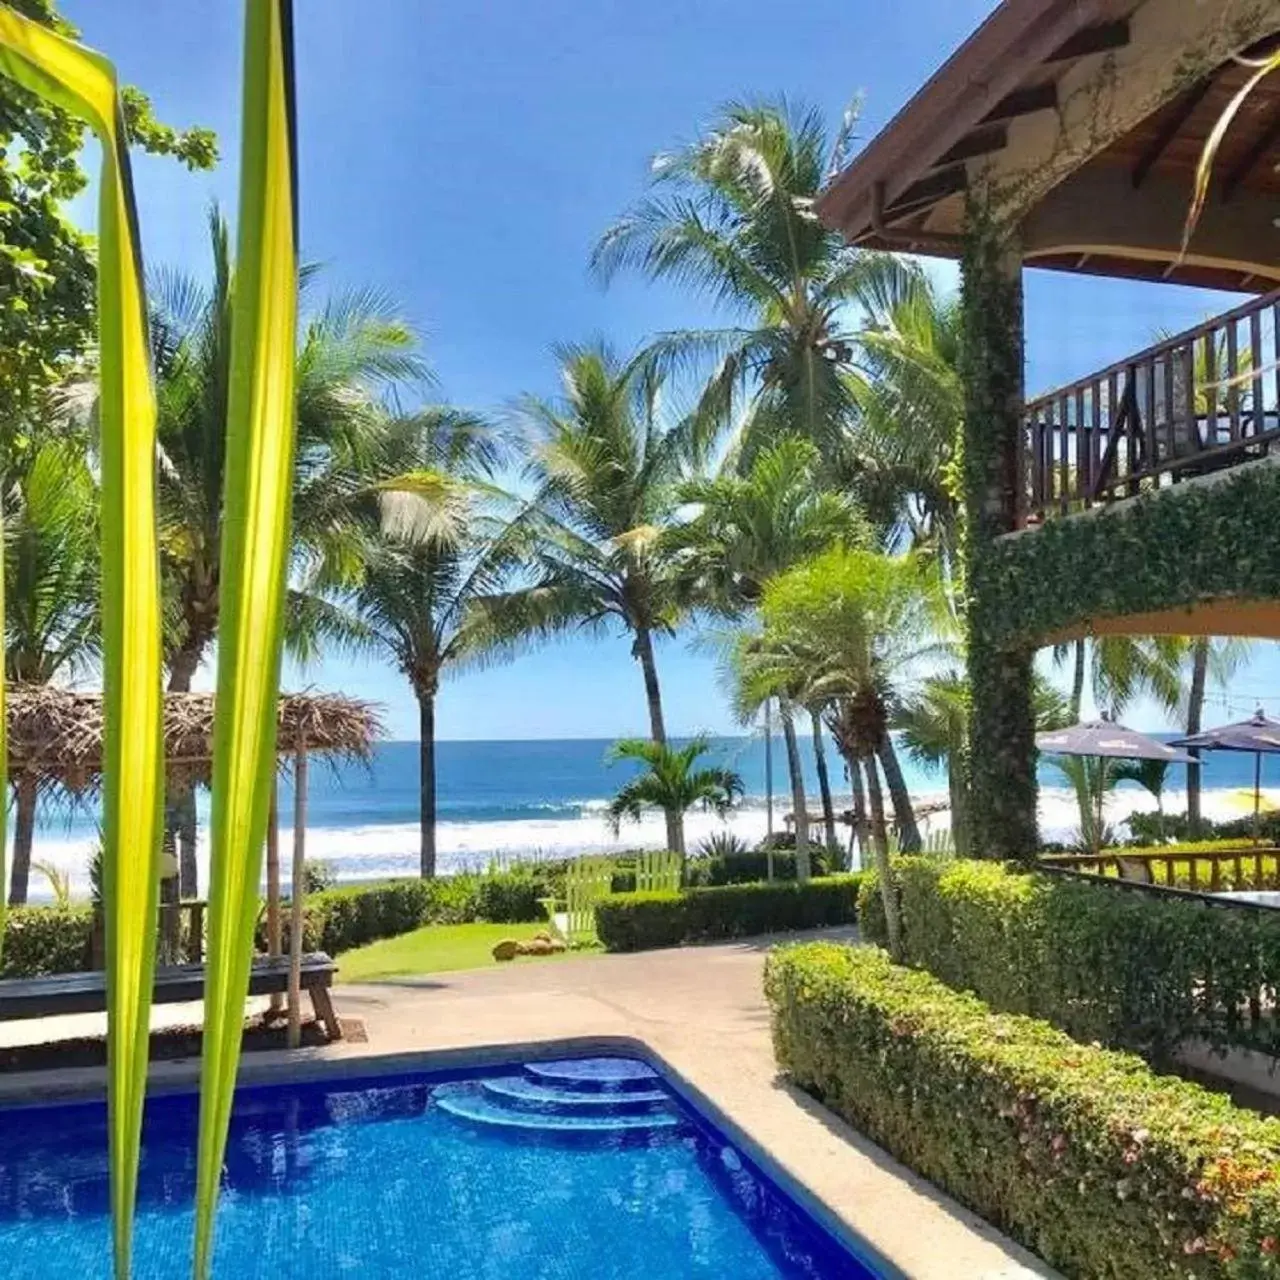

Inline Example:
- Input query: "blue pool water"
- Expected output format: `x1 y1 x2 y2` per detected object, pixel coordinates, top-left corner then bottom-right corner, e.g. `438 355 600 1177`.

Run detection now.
0 1056 882 1278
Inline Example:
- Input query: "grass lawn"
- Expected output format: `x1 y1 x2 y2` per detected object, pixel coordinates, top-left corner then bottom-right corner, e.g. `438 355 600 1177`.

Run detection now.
337 921 588 982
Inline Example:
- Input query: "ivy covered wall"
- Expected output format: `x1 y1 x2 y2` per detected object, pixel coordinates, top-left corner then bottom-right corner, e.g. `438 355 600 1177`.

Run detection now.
980 456 1280 650
959 200 1039 861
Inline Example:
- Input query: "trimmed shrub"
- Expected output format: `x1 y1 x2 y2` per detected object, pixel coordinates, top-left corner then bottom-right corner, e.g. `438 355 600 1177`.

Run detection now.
0 907 94 978
766 943 1280 1279
685 848 832 887
859 857 1280 1062
473 871 548 923
280 875 483 955
595 875 862 953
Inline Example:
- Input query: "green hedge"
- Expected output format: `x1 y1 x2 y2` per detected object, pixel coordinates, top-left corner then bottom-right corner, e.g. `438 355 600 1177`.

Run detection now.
684 849 832 887
0 906 94 978
766 942 1280 1279
858 857 1280 1061
280 870 548 955
0 871 553 981
595 875 862 953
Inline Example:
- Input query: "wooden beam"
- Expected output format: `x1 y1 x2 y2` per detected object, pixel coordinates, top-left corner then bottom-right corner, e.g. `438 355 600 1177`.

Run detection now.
883 164 967 221
981 82 1057 125
1222 103 1280 201
1046 21 1130 65
1131 81 1213 188
937 123 1008 167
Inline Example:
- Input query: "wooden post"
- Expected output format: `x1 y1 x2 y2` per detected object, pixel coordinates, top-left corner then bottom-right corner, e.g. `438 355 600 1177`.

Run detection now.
266 780 282 1014
288 742 307 1048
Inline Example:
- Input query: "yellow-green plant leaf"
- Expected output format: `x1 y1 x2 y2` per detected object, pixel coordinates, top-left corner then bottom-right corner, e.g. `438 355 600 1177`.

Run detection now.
0 11 164 1278
1183 50 1280 257
0 482 6 973
193 2 299 1275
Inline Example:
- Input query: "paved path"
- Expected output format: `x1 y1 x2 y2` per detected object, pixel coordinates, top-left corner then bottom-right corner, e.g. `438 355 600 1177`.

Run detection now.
0 931 1056 1279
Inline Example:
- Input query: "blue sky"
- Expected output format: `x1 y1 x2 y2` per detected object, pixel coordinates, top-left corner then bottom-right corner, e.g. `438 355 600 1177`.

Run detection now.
61 0 1280 740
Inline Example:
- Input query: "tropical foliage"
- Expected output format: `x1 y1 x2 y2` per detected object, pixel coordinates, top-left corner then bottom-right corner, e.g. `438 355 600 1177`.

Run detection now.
331 409 505 878
751 547 949 955
605 736 744 856
493 345 694 849
594 99 917 465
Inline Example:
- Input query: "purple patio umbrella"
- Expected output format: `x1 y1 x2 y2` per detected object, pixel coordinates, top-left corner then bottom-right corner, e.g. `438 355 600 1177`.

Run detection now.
1035 721 1196 764
1035 720 1194 854
1171 709 1280 838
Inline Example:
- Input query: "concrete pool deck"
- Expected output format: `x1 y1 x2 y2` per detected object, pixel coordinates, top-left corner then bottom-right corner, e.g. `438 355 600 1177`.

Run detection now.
0 928 1056 1279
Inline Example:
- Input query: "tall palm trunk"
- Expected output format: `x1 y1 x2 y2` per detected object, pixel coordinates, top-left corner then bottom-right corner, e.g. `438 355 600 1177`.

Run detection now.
779 700 810 881
7 774 38 906
1186 637 1209 837
862 753 902 960
167 641 206 897
947 749 970 855
418 688 438 879
878 735 921 852
848 750 869 871
634 625 683 854
810 708 838 855
1070 639 1086 722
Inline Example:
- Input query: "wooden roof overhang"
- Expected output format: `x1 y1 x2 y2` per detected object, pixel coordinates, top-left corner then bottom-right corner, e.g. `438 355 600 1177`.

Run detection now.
817 0 1280 292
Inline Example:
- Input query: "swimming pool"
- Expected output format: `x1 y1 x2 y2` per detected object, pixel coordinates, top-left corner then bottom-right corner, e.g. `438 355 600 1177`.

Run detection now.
0 1055 884 1278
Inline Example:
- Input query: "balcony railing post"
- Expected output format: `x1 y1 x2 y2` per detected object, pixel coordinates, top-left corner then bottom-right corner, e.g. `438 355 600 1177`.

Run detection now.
1016 284 1280 526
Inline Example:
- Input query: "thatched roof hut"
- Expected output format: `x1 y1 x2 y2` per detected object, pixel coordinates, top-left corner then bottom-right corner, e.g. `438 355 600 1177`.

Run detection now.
7 686 382 793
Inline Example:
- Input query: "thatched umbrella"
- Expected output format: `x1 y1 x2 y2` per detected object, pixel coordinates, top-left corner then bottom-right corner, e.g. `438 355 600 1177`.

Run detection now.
6 685 381 1037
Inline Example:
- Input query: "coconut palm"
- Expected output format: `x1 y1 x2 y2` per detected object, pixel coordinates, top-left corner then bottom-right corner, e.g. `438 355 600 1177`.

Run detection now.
846 272 964 568
606 736 744 857
723 629 815 880
150 211 428 892
492 345 694 851
330 409 504 879
896 669 1070 856
594 99 919 465
754 548 950 957
4 436 100 903
676 435 867 866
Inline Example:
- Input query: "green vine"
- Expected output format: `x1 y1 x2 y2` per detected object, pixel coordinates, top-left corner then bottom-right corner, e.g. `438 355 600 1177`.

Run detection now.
959 197 1039 861
980 457 1280 648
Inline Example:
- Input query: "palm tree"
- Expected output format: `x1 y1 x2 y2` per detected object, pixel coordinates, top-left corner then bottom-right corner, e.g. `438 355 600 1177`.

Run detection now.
896 670 1069 856
1182 638 1249 835
755 547 949 957
150 212 427 893
723 629 815 880
332 410 504 879
494 345 693 851
847 271 964 570
594 99 919 464
606 736 743 857
676 435 867 870
3 436 99 904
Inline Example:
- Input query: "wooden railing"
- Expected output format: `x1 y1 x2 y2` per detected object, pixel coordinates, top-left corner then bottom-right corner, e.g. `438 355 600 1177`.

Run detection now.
1039 846 1280 893
1020 288 1280 525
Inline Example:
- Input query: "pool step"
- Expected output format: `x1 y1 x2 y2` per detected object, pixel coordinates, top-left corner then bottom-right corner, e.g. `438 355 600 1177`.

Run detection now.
522 1057 660 1093
433 1081 679 1136
481 1074 668 1114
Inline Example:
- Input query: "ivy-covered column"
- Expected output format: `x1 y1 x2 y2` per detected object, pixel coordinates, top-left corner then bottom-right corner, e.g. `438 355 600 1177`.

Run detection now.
959 199 1039 860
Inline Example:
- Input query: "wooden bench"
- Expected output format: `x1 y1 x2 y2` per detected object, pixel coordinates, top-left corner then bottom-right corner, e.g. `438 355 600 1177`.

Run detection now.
0 952 342 1041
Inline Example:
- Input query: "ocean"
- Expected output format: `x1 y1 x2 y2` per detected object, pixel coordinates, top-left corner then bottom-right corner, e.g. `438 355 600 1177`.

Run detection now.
17 735 1280 900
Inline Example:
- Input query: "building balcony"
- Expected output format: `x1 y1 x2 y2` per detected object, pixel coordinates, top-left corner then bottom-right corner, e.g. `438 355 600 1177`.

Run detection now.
1019 289 1280 528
